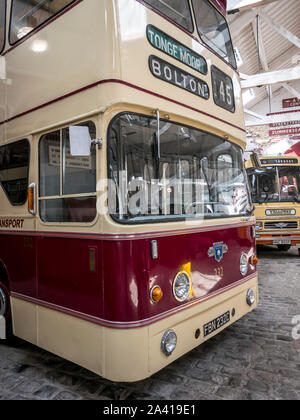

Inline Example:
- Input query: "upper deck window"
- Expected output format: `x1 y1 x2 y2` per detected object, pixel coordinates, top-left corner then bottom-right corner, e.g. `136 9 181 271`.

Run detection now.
143 0 194 33
192 0 236 68
0 0 5 53
0 140 30 205
10 0 75 44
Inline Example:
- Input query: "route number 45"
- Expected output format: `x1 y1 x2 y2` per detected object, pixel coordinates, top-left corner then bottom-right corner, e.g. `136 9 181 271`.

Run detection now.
219 80 232 106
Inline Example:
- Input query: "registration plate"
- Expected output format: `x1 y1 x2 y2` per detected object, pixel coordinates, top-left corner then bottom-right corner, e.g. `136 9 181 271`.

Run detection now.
203 311 230 337
273 239 291 245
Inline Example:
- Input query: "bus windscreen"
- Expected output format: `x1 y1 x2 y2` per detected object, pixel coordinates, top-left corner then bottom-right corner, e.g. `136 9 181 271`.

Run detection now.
248 166 300 204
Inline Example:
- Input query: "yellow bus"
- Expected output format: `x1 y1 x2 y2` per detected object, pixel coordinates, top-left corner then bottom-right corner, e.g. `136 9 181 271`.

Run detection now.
0 0 258 382
246 156 300 254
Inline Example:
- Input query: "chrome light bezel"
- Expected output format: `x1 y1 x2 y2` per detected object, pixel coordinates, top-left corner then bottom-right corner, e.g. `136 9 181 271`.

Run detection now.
256 221 263 231
240 253 249 277
173 271 191 302
161 329 177 356
246 289 256 306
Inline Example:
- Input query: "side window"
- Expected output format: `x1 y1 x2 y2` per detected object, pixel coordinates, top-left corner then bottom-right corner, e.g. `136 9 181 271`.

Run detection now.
143 0 193 33
39 121 97 223
10 0 75 44
192 0 236 68
0 139 30 205
0 0 6 53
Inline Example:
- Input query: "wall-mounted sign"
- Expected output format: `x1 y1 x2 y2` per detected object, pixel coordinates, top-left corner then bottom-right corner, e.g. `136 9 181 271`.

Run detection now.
261 158 298 165
283 98 300 108
147 25 207 75
270 120 300 128
269 127 300 136
211 66 235 113
149 55 209 100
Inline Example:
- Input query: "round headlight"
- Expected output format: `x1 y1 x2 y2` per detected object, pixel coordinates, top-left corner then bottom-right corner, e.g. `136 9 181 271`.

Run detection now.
246 289 256 306
291 209 296 215
161 329 177 356
265 210 271 216
240 253 249 276
173 271 191 302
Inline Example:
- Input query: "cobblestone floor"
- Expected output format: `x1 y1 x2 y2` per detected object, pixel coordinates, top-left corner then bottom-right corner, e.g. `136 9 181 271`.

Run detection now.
0 245 300 400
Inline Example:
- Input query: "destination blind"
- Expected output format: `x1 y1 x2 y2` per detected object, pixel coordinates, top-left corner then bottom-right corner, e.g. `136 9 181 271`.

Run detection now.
261 158 298 165
149 55 209 100
147 25 207 75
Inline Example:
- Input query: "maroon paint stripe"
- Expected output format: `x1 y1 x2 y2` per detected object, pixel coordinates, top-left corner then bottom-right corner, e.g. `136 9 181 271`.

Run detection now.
0 221 253 240
0 78 245 132
3 0 84 56
10 273 257 329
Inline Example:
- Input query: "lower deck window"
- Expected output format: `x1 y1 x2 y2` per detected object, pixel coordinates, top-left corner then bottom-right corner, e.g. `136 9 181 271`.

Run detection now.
108 113 251 224
0 139 29 205
39 121 97 223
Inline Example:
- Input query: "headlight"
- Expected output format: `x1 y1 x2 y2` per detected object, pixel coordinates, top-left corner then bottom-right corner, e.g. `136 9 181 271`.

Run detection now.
246 289 256 306
173 271 191 302
265 210 271 216
161 330 177 356
240 253 249 276
291 209 296 215
256 222 263 231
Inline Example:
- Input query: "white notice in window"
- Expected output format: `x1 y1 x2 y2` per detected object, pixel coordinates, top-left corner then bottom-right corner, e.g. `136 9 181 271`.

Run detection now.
69 126 91 156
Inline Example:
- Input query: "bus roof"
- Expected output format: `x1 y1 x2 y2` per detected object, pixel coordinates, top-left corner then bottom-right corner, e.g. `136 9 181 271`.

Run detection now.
246 156 300 169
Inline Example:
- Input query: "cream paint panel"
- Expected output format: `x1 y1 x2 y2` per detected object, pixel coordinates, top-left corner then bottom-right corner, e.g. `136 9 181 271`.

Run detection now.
11 297 37 345
37 305 104 376
5 0 119 121
104 327 149 382
149 277 258 375
116 0 245 136
10 277 258 382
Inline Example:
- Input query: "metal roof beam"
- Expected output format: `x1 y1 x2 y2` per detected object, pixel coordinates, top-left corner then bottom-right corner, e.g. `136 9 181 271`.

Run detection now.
251 16 272 98
246 111 300 126
241 67 300 88
259 10 300 49
228 0 280 12
281 83 300 100
230 9 257 36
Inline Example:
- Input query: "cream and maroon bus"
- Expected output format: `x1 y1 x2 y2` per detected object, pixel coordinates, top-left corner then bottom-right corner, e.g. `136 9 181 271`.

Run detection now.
246 156 300 254
0 0 258 382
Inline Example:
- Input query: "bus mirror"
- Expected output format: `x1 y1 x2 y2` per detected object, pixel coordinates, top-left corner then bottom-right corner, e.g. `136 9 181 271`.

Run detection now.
69 126 92 156
250 153 262 169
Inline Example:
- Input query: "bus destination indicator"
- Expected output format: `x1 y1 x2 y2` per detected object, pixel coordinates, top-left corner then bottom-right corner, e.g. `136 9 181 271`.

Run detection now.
261 158 298 165
211 65 235 113
149 55 209 100
147 25 207 75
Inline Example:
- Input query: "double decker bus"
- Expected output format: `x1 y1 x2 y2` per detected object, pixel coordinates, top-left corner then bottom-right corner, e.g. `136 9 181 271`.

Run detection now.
247 156 300 254
0 0 258 382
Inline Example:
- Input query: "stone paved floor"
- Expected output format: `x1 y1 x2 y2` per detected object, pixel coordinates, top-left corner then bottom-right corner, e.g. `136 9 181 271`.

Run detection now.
0 245 300 400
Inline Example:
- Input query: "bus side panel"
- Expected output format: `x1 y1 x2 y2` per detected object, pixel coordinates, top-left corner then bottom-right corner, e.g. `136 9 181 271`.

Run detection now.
0 234 36 298
102 238 149 322
37 237 102 318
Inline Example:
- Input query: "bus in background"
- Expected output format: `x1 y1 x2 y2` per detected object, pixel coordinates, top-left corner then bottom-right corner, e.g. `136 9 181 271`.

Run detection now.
246 156 300 255
0 0 258 382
